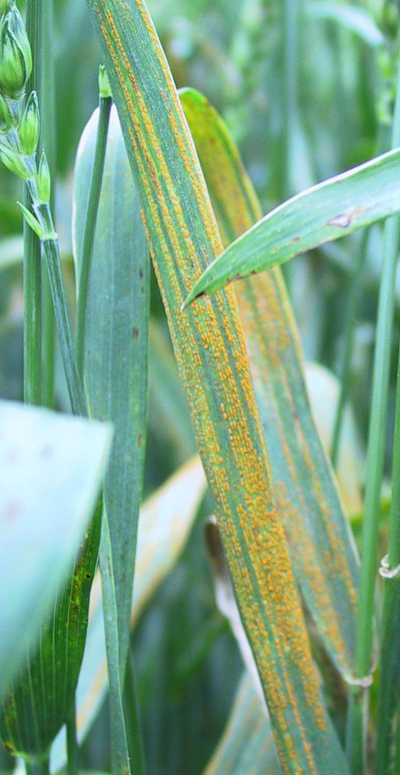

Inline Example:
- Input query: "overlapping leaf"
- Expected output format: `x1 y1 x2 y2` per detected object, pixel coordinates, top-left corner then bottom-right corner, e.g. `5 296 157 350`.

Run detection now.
0 401 111 754
180 88 359 679
50 456 206 772
184 147 400 305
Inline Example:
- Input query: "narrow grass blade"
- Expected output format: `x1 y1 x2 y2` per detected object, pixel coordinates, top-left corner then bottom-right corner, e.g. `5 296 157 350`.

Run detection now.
203 673 279 775
181 89 359 679
50 457 206 772
22 192 42 406
346 59 400 773
0 401 111 746
306 1 385 47
184 146 400 305
98 515 131 775
86 2 350 771
40 232 87 418
73 103 149 674
375 308 400 773
24 0 44 409
375 575 400 775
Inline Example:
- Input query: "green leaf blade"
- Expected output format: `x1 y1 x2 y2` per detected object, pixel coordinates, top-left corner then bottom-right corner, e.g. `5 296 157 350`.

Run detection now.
184 147 400 305
73 103 150 775
73 103 149 673
0 401 111 754
98 514 131 775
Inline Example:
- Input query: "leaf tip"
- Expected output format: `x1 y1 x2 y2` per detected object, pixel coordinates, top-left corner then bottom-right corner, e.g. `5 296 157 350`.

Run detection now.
17 201 44 239
181 286 204 310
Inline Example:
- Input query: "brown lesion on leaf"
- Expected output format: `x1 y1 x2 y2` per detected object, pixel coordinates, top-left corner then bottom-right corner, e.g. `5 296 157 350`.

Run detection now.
328 206 365 229
328 213 353 229
227 272 245 286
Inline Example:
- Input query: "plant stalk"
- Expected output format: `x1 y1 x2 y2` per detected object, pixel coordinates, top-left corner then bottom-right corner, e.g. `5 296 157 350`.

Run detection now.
40 0 56 408
25 0 57 407
23 202 42 405
282 0 301 293
36 205 87 417
66 699 79 775
23 0 43 405
375 304 400 773
99 514 132 775
395 708 400 773
22 175 86 416
282 0 300 198
124 650 146 775
346 56 400 774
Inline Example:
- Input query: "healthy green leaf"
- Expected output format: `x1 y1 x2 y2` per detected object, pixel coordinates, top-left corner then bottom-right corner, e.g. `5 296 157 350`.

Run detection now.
0 401 111 749
184 147 400 305
73 103 149 674
98 514 131 775
75 90 112 377
375 573 400 775
375 199 400 771
86 1 350 771
50 456 207 772
73 103 149 775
